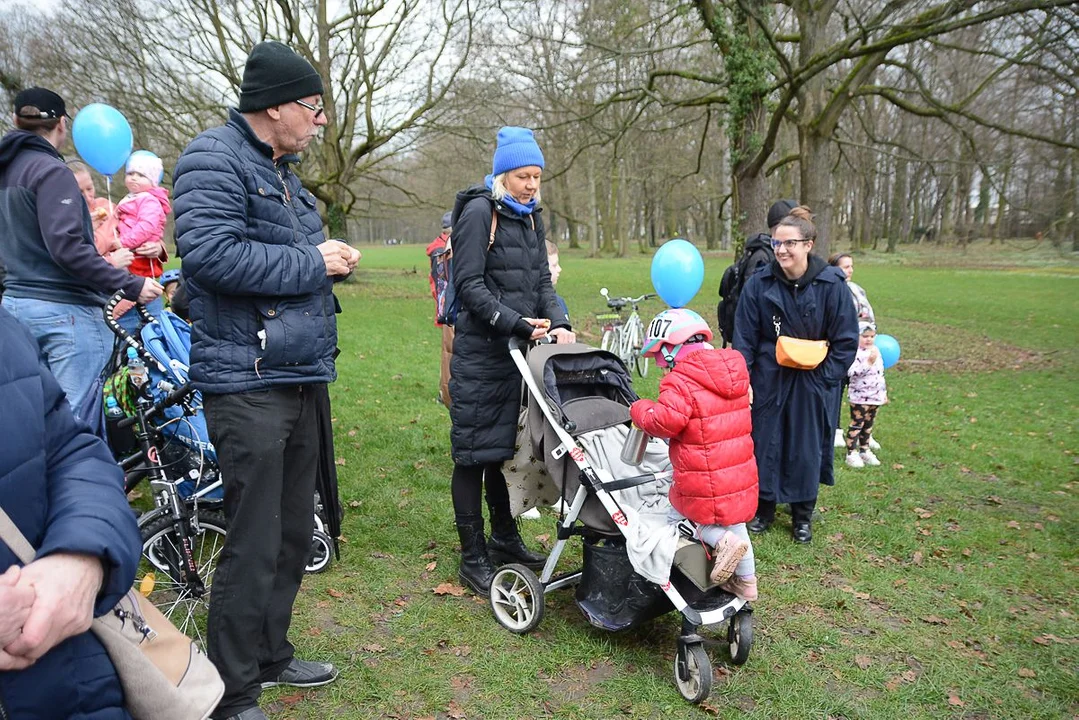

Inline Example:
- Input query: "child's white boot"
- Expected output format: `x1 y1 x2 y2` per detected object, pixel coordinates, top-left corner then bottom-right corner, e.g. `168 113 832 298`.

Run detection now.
845 451 865 468
860 449 881 466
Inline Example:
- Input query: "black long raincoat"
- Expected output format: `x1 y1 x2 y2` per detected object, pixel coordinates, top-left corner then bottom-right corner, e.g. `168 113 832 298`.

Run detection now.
733 256 858 504
448 187 569 466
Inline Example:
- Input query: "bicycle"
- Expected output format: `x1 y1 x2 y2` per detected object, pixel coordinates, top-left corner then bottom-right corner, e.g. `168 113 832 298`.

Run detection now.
597 288 656 377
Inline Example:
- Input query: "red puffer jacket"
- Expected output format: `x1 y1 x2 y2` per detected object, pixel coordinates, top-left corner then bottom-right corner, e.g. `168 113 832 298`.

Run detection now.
629 347 758 526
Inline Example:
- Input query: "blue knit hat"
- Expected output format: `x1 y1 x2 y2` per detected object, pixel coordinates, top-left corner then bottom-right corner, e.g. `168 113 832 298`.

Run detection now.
491 127 545 176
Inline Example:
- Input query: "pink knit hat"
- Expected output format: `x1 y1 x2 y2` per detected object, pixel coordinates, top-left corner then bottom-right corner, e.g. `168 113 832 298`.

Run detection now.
126 150 164 186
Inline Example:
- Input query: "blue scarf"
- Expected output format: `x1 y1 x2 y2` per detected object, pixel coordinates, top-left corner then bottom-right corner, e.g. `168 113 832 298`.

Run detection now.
485 174 537 216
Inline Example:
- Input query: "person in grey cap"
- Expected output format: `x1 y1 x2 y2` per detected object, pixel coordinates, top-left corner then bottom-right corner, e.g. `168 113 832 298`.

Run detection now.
172 41 358 720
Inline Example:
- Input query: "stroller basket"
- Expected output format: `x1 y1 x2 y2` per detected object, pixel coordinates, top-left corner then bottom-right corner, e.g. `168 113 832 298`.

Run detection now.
576 538 672 631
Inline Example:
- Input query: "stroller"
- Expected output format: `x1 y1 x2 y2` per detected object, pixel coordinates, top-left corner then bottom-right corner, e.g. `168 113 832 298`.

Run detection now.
102 293 336 574
494 338 754 704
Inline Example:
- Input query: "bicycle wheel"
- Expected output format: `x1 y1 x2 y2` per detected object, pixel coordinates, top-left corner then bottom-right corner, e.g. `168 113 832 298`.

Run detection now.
627 318 649 378
138 510 227 647
601 326 621 355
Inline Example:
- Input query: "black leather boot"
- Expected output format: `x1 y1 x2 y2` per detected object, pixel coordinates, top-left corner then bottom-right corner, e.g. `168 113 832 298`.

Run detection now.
455 516 497 596
487 502 547 570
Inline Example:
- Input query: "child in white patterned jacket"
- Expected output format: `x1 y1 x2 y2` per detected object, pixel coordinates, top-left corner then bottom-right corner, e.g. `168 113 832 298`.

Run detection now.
845 322 888 468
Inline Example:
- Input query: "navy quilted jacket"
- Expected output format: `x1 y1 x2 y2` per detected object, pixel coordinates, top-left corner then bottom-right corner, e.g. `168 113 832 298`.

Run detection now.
0 307 140 720
173 109 337 394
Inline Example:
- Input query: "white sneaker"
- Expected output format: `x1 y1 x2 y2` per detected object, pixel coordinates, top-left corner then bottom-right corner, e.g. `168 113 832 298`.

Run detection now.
867 436 881 451
834 429 846 448
520 507 542 520
860 449 881 466
845 451 865 468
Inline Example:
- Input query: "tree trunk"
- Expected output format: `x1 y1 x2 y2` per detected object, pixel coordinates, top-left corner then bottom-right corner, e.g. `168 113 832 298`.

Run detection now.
325 198 348 240
588 156 600 257
887 158 908 253
800 128 835 256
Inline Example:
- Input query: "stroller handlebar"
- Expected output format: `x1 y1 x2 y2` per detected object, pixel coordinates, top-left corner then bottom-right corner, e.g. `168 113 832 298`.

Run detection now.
508 335 556 354
103 292 160 368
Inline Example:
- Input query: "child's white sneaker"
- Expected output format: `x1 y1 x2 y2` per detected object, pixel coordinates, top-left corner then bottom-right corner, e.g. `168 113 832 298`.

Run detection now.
860 449 881 466
867 435 881 451
520 507 542 520
845 451 865 468
834 428 846 448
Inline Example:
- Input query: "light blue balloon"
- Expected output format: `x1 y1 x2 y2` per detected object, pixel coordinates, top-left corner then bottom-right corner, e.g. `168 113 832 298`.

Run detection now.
72 104 132 175
650 238 704 308
874 333 901 369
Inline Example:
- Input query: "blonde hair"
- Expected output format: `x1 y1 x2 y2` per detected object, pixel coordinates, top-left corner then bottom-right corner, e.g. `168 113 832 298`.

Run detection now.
774 205 817 243
66 160 91 176
491 172 542 205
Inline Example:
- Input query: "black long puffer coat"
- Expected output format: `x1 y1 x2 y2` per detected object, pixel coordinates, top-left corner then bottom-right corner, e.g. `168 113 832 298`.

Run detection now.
448 186 569 466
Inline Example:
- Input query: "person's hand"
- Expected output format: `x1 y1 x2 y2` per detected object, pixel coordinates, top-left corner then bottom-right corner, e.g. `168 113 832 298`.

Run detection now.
868 347 880 365
4 553 104 665
317 240 353 277
134 241 165 259
343 244 361 271
548 327 575 345
106 248 134 269
748 385 754 407
0 567 34 648
523 318 550 340
137 278 163 304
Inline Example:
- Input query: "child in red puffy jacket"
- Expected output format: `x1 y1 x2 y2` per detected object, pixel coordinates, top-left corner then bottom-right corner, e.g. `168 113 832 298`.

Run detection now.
629 308 759 601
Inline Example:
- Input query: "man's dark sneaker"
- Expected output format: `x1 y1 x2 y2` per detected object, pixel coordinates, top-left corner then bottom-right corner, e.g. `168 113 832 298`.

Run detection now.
792 521 813 544
222 707 269 720
260 658 338 689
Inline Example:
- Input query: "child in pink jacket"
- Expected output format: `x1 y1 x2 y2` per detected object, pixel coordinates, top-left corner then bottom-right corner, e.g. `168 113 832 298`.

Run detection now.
116 151 171 280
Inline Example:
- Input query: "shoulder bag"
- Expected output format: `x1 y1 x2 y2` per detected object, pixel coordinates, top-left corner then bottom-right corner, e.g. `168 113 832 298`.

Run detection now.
0 506 224 720
772 315 828 370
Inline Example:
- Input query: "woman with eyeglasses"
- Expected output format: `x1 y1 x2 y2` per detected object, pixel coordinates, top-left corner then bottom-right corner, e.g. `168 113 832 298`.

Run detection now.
732 206 858 543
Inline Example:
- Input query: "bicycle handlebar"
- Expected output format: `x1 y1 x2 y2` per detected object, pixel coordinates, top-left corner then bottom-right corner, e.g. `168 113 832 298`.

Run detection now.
602 292 656 309
118 383 196 429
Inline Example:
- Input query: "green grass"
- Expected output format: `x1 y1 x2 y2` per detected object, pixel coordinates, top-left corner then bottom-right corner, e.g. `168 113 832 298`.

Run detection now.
262 244 1077 719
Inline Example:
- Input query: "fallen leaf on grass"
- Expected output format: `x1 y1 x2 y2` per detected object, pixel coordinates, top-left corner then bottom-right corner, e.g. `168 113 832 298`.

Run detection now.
986 495 1004 505
920 615 949 625
1006 520 1021 529
425 561 437 572
335 457 347 466
278 692 304 706
893 578 907 588
947 694 965 707
854 655 872 669
912 551 924 566
361 643 386 653
453 645 472 657
446 700 467 719
421 552 437 560
348 500 362 508
433 582 466 597
945 640 964 650
902 670 916 682
326 588 344 598
962 548 972 557
1017 668 1036 678
891 463 905 470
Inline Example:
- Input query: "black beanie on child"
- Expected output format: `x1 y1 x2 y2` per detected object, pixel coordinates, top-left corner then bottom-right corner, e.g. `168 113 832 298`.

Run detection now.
238 41 324 113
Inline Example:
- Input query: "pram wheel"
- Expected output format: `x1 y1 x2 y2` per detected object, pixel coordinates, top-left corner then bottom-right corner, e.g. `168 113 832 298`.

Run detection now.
489 564 544 634
305 529 334 574
674 641 712 704
727 610 753 665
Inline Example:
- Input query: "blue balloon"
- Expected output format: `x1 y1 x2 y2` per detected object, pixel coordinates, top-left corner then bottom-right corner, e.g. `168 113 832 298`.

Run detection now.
875 333 901 369
650 239 704 308
72 104 132 175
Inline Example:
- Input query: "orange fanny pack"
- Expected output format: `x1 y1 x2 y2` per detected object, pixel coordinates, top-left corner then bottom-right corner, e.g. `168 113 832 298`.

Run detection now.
775 336 829 370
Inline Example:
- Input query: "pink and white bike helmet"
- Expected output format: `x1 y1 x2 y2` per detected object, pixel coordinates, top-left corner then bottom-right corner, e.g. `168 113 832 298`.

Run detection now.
641 308 714 368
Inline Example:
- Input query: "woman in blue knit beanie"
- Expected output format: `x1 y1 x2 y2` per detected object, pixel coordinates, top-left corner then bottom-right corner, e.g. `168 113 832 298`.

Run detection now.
445 127 575 596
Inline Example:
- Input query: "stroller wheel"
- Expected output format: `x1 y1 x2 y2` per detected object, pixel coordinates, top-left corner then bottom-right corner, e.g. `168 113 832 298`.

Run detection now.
728 611 753 665
305 529 334 574
674 641 712 704
489 564 544 634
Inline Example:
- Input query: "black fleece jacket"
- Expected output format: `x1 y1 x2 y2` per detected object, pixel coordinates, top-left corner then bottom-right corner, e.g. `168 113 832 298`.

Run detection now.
0 131 143 305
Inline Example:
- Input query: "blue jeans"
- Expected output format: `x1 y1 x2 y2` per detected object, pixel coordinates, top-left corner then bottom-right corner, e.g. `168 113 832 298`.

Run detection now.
2 297 113 419
116 296 164 337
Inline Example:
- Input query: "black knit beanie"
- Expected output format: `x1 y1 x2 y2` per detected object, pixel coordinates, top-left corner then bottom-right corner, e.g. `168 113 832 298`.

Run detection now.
238 41 324 112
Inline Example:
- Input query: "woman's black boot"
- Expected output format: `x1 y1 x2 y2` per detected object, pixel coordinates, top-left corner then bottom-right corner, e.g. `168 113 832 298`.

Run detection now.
455 516 497 596
487 503 547 570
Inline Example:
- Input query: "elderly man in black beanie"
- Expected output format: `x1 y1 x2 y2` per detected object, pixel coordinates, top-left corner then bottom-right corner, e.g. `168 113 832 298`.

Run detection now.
172 41 358 720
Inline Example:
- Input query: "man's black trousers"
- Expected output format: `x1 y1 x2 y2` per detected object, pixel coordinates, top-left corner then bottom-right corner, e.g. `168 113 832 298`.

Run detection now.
204 385 319 716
